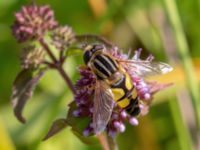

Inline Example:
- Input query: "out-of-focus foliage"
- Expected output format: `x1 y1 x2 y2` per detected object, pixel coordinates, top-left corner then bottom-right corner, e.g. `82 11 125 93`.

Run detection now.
0 0 200 150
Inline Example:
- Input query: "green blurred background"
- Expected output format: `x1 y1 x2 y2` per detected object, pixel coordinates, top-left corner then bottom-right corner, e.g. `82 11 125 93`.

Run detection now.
0 0 200 150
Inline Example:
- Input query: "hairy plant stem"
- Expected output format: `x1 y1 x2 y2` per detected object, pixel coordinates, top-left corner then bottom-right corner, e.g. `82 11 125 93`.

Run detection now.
39 38 76 95
97 133 110 150
97 133 118 150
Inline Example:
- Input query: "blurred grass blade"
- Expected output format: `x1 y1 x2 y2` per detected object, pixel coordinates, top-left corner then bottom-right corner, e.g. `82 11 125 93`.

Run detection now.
43 118 68 141
11 68 45 123
163 0 200 130
169 97 193 150
0 117 16 150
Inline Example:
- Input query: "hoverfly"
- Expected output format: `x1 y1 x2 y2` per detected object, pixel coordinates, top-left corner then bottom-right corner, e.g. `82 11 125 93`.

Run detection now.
83 44 173 134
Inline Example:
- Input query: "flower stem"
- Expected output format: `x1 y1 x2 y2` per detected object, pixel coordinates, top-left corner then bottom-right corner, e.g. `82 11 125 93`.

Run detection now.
163 0 200 131
107 135 118 150
39 38 57 63
56 66 76 94
97 133 110 150
39 38 76 95
96 133 118 150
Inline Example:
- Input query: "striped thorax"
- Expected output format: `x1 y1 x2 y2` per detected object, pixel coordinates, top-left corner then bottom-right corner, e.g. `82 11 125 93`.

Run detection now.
84 44 119 79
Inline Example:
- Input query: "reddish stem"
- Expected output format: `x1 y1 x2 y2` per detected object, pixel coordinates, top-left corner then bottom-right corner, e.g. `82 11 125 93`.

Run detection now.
97 133 110 150
39 38 76 95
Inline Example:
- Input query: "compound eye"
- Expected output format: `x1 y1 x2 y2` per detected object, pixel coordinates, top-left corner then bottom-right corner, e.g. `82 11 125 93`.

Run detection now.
84 50 92 64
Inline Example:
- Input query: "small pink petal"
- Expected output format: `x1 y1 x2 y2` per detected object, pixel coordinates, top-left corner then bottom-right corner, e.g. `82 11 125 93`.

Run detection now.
129 117 139 126
119 124 125 132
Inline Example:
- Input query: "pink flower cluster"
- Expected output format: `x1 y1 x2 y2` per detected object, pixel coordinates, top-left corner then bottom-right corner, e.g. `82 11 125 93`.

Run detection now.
12 4 58 42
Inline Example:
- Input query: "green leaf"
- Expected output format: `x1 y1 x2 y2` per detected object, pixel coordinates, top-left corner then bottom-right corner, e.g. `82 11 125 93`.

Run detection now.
66 101 98 145
43 118 68 141
66 101 91 134
11 68 45 123
71 130 98 145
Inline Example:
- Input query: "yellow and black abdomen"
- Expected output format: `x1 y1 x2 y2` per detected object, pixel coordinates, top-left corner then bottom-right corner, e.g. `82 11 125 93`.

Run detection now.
111 73 141 116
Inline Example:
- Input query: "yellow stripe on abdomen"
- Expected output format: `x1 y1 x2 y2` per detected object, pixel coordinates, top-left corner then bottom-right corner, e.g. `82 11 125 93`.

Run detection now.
117 98 130 108
111 88 130 108
111 88 125 102
125 73 133 90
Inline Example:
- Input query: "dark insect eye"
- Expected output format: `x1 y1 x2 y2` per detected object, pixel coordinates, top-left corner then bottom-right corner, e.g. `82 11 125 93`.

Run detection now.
84 50 92 64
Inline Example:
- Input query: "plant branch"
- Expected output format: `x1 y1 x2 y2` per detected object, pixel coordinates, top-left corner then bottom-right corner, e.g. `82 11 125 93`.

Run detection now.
56 66 76 94
39 38 76 95
107 135 118 150
97 133 110 150
96 133 118 150
39 38 57 63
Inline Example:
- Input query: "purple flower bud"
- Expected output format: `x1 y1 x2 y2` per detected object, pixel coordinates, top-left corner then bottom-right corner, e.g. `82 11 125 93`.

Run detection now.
108 129 117 138
136 85 143 90
144 93 151 100
113 121 121 129
140 87 149 94
139 104 144 109
83 129 90 137
113 121 125 132
138 81 147 88
73 110 80 117
112 113 119 120
120 110 127 119
118 123 126 132
129 117 139 126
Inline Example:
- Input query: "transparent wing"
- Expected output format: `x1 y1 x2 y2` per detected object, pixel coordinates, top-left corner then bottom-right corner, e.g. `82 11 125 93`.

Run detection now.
119 60 173 77
93 80 114 134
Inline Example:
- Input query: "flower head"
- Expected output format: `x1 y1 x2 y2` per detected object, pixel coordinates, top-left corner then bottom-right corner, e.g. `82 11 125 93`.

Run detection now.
12 4 58 42
50 26 76 51
20 45 45 69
